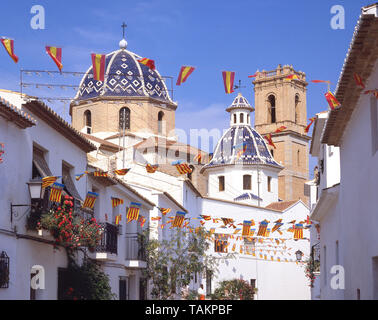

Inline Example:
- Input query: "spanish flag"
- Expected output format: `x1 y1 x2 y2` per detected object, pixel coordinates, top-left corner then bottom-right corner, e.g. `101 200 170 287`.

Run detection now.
138 57 155 70
325 91 341 110
45 46 63 71
42 176 59 189
304 116 317 133
49 183 64 203
222 71 235 94
114 168 130 176
111 197 124 208
0 38 18 63
82 191 99 209
91 53 106 81
264 134 276 149
176 66 195 86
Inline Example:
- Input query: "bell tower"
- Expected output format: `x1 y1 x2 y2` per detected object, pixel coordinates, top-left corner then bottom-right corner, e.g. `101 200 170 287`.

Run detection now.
253 64 310 202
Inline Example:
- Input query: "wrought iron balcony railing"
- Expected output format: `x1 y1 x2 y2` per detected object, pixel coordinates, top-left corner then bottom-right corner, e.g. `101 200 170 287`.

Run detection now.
125 233 146 261
96 222 118 255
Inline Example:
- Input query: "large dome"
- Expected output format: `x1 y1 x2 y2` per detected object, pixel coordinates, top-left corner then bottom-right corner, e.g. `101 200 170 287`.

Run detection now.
202 125 282 169
74 46 173 103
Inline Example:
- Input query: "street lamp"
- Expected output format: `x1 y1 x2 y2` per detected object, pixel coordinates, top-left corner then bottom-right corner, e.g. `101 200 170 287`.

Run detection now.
295 250 304 262
10 179 44 223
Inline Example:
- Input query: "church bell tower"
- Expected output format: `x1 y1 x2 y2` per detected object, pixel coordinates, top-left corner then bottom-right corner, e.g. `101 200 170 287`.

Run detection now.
253 64 310 202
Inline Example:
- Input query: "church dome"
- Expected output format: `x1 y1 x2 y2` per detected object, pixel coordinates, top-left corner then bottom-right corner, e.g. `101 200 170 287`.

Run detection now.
202 125 282 169
74 43 173 103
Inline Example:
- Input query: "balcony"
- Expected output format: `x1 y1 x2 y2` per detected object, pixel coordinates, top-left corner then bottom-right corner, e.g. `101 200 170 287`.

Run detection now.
125 233 147 268
95 222 118 260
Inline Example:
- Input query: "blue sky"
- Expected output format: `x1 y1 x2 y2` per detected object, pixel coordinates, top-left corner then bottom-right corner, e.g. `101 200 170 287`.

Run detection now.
0 0 373 176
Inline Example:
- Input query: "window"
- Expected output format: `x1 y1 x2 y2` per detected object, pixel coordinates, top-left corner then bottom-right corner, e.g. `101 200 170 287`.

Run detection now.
247 114 250 124
62 163 83 209
214 234 228 253
268 95 276 123
233 114 237 124
297 149 300 167
119 107 130 130
243 174 252 190
84 110 91 133
119 277 129 300
32 146 52 179
158 111 164 134
270 149 274 158
370 95 378 155
295 94 300 123
357 289 361 300
218 176 225 192
267 176 272 192
240 113 244 124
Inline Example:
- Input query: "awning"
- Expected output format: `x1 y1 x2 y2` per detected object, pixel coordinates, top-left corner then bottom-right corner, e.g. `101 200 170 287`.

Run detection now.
33 147 52 177
62 168 82 201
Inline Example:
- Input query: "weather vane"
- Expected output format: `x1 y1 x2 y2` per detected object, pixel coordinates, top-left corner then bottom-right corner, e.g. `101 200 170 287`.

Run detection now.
121 22 127 38
234 80 246 92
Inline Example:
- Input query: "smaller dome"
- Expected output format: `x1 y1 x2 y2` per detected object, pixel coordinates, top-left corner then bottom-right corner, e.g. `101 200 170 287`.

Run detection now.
226 92 254 112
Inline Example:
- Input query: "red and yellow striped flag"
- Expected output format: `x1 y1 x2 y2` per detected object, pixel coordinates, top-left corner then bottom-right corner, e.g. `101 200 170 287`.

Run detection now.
159 207 171 215
172 211 186 228
45 46 63 71
242 221 252 236
284 74 299 81
257 220 269 237
193 153 202 163
91 53 106 81
364 90 378 99
139 215 146 228
325 91 341 110
222 71 235 94
94 171 108 177
176 66 195 85
264 134 276 149
294 224 304 239
114 168 130 176
311 80 331 84
174 163 192 174
275 126 287 133
354 73 365 89
49 183 64 203
127 202 141 223
138 57 155 70
82 191 99 209
115 214 121 225
304 117 317 133
0 38 18 63
111 197 124 208
146 164 158 173
42 176 58 189
75 171 88 181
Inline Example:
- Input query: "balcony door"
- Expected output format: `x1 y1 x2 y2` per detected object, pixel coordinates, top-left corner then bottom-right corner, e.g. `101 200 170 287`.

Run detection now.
119 276 129 300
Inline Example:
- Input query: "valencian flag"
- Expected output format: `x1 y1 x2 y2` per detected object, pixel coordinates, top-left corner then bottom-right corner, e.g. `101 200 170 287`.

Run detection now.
159 207 171 215
45 46 63 72
49 183 64 203
354 73 365 89
91 53 106 81
284 74 299 81
325 91 341 110
233 142 247 160
176 66 195 86
257 220 269 237
146 164 158 173
111 197 124 208
138 57 155 70
174 162 192 174
305 117 317 134
127 202 141 223
75 171 88 181
172 211 187 228
42 176 59 189
0 38 18 63
264 134 276 149
242 220 252 236
294 223 304 239
222 71 235 94
82 191 99 209
114 168 130 176
94 171 108 177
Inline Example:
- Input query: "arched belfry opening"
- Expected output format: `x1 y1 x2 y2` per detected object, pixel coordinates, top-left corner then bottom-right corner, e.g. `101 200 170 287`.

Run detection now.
84 110 92 133
119 107 130 130
295 94 300 124
268 95 276 123
158 111 164 134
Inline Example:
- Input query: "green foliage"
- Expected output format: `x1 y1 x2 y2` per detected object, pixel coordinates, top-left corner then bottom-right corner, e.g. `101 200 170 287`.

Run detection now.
61 258 115 300
142 227 220 300
305 257 320 288
212 279 256 300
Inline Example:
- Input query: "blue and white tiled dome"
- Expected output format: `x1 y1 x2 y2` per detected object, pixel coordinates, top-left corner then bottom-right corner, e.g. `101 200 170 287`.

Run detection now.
203 125 282 168
74 43 172 103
